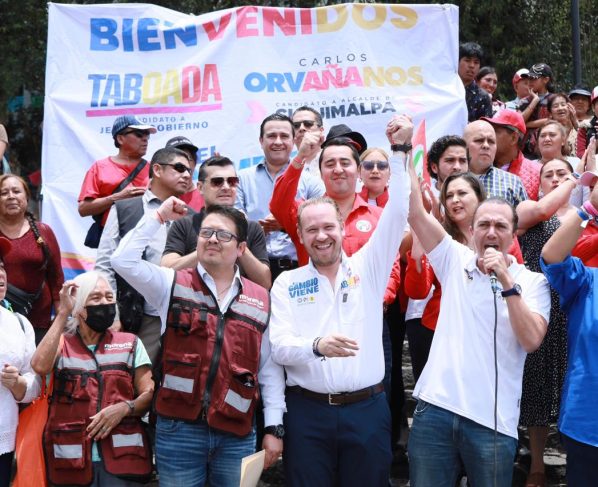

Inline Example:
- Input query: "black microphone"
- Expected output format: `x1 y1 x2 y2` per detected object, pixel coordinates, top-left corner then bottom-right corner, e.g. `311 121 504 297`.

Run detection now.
489 271 499 293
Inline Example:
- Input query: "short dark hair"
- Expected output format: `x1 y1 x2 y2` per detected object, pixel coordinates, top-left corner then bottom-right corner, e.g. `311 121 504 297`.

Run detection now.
459 42 484 62
427 135 467 179
149 147 190 178
198 156 235 182
318 137 361 170
440 172 486 244
259 113 295 139
475 66 496 83
203 205 248 243
292 106 323 127
473 197 518 233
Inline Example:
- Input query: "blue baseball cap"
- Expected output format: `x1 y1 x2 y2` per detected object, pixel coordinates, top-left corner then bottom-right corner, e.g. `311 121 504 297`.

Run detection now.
111 115 157 138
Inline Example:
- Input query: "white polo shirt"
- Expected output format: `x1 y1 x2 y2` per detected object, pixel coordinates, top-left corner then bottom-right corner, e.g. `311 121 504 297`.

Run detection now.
413 235 550 438
269 154 410 393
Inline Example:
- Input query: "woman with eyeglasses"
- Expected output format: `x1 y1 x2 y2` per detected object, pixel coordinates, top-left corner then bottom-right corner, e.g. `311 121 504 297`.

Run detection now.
358 147 391 207
78 116 155 248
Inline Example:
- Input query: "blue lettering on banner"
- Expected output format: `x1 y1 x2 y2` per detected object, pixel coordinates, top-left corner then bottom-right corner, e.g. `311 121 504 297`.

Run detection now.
288 277 319 298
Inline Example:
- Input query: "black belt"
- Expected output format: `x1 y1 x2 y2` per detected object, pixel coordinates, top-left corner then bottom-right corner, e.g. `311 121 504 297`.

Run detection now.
287 383 384 406
269 257 298 270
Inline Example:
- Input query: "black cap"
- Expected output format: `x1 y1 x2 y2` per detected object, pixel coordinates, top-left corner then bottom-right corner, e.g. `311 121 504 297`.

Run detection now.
528 63 553 79
569 85 592 99
165 136 199 154
321 124 367 154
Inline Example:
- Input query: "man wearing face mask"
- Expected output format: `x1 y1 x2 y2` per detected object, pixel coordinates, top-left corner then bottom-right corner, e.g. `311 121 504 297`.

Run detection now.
31 271 154 486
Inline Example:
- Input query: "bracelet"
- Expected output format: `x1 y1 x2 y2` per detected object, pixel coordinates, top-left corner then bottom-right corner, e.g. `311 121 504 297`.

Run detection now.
312 337 324 357
577 208 590 221
156 210 166 225
390 143 412 153
583 200 598 217
292 156 304 166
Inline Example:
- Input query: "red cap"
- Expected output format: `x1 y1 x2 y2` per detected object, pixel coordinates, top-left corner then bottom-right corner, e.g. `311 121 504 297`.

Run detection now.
512 68 529 88
592 86 598 105
481 109 526 136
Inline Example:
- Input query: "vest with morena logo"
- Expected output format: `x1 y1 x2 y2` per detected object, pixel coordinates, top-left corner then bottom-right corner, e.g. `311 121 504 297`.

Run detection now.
155 269 270 436
43 330 152 486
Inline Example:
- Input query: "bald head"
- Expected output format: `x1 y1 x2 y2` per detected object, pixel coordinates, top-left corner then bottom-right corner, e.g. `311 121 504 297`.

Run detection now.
463 120 496 175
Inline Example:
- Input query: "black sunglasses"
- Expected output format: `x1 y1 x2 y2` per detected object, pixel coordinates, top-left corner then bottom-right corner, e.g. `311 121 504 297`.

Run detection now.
158 162 191 174
361 160 389 171
198 228 238 242
120 129 150 138
292 120 318 130
206 177 239 188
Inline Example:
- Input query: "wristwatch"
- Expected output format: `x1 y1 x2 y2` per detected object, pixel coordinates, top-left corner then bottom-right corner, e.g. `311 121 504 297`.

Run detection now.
264 424 285 439
501 284 522 298
125 400 135 415
390 143 412 153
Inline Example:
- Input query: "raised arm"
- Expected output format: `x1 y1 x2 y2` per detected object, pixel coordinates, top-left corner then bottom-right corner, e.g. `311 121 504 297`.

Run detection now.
111 197 185 328
406 158 447 253
542 179 598 264
516 176 577 233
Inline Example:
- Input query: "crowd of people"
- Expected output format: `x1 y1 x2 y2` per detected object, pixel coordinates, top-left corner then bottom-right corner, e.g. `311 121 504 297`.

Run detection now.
1 39 598 487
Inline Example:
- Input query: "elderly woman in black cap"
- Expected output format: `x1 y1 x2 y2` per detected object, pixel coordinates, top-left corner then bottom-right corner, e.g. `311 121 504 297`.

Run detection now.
0 237 41 487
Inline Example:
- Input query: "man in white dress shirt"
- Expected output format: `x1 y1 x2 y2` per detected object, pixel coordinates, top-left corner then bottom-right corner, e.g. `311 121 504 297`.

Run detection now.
268 116 413 487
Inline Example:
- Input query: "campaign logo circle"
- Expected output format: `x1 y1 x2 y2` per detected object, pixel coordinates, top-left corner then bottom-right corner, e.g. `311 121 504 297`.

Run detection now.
355 220 372 232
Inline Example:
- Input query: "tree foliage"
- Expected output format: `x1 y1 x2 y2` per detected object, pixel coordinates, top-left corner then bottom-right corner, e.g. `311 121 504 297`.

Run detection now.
1 0 597 176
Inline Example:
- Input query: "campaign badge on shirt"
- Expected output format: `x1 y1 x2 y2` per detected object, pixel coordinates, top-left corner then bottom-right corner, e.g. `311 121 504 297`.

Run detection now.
355 220 372 232
340 275 361 302
288 277 319 305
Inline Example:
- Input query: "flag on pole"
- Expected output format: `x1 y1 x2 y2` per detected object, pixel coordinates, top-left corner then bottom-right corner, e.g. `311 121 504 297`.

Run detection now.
412 120 430 183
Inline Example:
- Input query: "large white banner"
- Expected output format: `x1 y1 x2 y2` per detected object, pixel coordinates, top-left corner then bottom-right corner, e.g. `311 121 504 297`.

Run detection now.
42 2 466 277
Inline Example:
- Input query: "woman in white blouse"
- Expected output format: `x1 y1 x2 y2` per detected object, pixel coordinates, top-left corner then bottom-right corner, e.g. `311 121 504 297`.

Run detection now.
0 236 41 486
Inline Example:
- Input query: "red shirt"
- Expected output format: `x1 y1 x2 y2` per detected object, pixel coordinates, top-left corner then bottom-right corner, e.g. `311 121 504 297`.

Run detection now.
78 157 150 224
270 164 400 304
2 224 64 328
572 222 598 267
180 187 205 212
358 186 389 208
506 152 541 201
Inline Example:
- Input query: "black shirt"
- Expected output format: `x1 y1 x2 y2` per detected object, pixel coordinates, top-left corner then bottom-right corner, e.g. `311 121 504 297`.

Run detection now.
163 209 270 275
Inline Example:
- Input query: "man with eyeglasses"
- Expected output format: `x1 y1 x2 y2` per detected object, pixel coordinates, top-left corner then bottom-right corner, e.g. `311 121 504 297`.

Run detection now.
161 156 271 289
111 199 285 487
291 106 325 176
95 147 192 363
78 115 156 230
236 113 324 280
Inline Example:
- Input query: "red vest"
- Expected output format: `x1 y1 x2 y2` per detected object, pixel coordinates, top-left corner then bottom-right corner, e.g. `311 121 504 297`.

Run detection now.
155 270 270 436
43 331 152 486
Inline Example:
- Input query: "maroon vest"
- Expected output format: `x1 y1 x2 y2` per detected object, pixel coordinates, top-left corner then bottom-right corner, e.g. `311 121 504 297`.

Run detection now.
44 331 151 485
155 270 270 436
